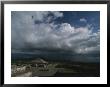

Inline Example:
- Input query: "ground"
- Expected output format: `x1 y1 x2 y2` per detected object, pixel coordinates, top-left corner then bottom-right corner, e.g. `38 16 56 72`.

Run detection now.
11 58 100 77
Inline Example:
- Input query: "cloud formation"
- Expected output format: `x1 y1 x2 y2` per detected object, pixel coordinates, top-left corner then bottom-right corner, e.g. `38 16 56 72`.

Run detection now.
11 11 100 62
80 18 87 22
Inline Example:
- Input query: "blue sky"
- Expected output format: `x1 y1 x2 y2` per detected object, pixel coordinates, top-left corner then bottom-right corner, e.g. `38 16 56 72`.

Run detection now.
11 11 100 62
55 11 100 32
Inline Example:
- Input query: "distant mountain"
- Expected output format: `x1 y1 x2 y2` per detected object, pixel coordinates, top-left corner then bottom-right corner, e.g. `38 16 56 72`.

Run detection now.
11 52 100 63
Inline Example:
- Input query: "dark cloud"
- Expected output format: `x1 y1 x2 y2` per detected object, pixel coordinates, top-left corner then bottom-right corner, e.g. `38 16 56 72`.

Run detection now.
11 11 100 62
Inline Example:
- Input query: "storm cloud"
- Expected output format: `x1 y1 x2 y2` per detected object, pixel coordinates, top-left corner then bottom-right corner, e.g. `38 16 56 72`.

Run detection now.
11 11 100 62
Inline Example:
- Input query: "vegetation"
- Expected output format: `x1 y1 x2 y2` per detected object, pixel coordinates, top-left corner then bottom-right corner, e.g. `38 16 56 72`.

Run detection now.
11 58 100 77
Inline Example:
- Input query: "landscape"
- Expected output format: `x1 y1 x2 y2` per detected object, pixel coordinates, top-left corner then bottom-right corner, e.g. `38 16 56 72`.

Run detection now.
11 11 100 77
11 57 100 77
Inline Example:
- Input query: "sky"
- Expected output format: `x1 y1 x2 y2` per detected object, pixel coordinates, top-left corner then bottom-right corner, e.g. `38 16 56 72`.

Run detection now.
11 11 100 62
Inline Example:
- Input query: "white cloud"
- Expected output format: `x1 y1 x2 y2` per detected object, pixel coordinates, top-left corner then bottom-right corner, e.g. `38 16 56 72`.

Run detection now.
12 11 100 55
80 18 87 22
51 11 63 18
